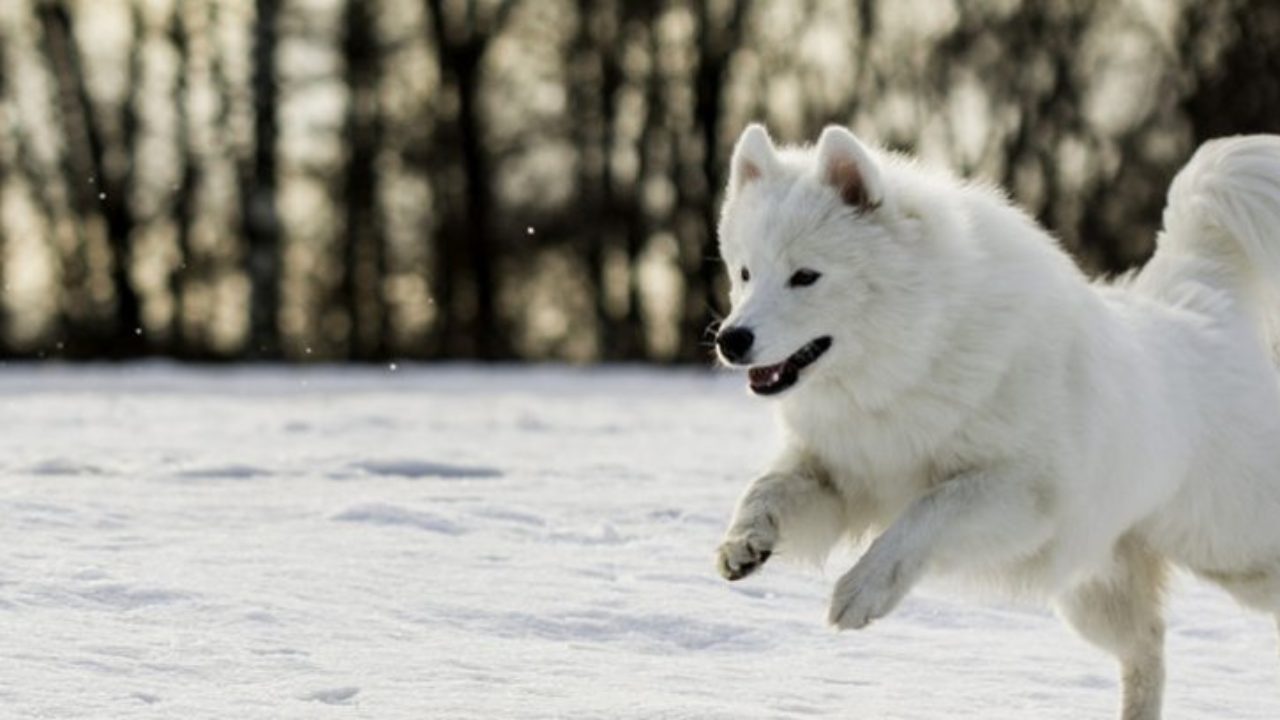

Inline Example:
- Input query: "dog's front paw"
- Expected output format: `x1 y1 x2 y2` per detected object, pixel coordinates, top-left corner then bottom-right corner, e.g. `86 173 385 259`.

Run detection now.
828 548 921 630
716 525 775 581
717 536 772 581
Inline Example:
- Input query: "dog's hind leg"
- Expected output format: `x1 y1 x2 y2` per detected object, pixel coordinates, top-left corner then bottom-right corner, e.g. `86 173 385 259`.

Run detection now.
1055 536 1167 720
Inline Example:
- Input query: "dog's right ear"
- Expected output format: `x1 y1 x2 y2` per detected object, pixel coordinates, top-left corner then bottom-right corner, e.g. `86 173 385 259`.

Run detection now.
815 126 883 211
729 124 779 193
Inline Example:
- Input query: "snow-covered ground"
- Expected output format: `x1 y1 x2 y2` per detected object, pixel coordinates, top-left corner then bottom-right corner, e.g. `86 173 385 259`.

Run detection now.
1 364 1276 718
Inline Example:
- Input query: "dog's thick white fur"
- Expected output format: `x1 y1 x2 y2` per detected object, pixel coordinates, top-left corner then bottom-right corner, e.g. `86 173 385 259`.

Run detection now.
714 124 1280 720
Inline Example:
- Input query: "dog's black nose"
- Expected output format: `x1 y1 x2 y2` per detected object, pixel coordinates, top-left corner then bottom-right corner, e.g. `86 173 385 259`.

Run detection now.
716 327 754 363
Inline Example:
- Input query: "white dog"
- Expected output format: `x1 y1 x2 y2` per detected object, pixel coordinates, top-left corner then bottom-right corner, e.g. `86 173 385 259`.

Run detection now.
713 123 1280 719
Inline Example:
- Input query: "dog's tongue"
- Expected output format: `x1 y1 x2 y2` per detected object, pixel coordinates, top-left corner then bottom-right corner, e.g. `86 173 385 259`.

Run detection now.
748 361 797 394
749 362 786 386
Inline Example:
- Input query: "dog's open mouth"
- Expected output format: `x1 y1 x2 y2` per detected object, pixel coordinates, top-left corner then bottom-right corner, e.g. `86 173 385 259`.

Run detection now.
747 336 832 396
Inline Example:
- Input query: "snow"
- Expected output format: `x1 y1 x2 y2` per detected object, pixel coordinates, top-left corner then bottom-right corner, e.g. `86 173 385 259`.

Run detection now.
1 364 1277 718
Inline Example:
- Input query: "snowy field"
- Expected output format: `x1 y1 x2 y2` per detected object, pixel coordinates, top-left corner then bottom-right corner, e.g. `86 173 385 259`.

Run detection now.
2 364 1278 718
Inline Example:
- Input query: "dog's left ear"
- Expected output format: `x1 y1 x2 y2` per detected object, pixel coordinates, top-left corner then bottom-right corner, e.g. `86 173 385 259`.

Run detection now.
816 126 883 211
728 124 780 193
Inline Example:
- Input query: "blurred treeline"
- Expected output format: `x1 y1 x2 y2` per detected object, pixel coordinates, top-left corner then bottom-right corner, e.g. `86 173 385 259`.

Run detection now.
0 0 1277 362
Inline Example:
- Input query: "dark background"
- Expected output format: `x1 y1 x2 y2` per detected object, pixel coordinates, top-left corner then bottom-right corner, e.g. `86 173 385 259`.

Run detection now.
1 0 1277 363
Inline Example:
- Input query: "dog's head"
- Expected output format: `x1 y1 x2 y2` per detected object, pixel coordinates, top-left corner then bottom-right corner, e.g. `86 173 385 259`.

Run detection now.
715 124 936 398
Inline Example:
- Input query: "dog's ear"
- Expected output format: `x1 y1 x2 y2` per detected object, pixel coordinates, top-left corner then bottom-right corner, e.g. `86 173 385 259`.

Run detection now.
729 124 779 192
815 126 883 211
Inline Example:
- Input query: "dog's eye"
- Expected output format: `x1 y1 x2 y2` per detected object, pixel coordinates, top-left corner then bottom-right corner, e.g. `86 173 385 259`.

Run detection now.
740 267 750 283
789 269 821 287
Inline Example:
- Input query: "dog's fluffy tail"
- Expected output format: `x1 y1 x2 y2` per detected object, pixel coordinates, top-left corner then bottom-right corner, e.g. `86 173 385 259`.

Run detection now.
1156 135 1280 345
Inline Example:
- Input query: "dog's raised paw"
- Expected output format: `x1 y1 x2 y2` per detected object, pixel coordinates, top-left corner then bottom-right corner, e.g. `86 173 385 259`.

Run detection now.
828 552 918 630
716 535 773 581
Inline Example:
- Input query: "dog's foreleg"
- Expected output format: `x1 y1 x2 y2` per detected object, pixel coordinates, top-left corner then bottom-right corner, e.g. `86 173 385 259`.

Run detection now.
829 469 1053 629
717 452 847 581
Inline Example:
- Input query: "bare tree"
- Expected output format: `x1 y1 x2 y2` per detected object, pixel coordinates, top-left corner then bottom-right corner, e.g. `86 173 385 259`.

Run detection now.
8 54 66 358
37 0 144 355
424 0 517 359
241 0 283 358
0 31 8 348
341 0 388 360
570 0 626 358
168 3 196 356
617 2 664 359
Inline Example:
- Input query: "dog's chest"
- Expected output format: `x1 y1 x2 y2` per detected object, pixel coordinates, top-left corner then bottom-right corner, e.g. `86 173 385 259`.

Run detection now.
781 396 969 514
788 409 931 509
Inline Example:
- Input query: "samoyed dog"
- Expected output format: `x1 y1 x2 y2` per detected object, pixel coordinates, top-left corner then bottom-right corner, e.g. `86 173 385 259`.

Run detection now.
713 123 1280 719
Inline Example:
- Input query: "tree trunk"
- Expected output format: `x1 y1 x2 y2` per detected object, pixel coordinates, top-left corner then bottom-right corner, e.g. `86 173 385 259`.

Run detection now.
424 0 511 360
37 0 144 356
572 0 620 359
455 47 500 358
0 34 7 353
341 0 387 360
618 6 665 360
242 0 282 358
168 4 197 357
109 2 145 353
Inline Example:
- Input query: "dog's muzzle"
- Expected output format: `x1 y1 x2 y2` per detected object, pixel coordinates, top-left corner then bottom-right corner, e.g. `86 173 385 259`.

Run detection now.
747 336 832 395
